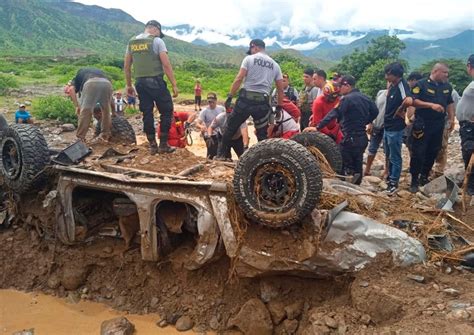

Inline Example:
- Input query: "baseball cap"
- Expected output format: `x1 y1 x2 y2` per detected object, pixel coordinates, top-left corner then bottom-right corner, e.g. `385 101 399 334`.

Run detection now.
246 39 265 55
19 103 25 108
340 75 356 87
207 92 217 100
467 54 474 66
145 20 164 38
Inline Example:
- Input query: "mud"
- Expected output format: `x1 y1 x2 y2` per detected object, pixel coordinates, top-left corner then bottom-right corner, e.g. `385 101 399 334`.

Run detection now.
1 108 474 333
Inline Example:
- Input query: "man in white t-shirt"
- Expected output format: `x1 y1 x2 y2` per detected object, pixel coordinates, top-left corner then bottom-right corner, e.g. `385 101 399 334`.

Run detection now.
196 92 225 159
215 39 284 159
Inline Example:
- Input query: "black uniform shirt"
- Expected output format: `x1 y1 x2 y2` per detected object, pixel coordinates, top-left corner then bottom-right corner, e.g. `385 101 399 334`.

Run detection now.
318 89 378 137
384 78 412 131
72 68 108 94
412 78 454 123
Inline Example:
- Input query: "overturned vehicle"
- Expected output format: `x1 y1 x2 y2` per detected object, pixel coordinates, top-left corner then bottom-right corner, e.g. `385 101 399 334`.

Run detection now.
0 118 425 277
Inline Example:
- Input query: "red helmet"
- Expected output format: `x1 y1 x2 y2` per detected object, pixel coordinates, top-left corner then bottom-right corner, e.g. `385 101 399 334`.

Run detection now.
323 82 340 98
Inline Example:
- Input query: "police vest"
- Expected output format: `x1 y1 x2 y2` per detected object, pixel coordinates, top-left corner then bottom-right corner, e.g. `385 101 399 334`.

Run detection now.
128 36 164 78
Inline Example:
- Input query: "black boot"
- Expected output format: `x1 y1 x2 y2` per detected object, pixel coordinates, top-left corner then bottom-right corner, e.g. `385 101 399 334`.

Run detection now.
409 174 419 193
468 175 474 196
158 134 176 154
146 134 158 155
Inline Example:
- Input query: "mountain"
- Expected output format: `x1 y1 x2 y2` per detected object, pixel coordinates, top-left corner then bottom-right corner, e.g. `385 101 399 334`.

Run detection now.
166 23 474 67
1 0 471 69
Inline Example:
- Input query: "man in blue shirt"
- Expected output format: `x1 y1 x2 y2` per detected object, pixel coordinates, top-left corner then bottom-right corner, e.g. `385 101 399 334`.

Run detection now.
15 104 33 124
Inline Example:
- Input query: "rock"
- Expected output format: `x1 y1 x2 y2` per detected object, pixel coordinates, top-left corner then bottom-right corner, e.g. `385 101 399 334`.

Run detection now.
102 246 113 254
47 274 61 289
284 301 304 320
12 329 35 335
61 123 76 132
416 298 431 308
157 319 168 328
100 317 135 335
337 324 348 334
193 324 207 333
398 190 412 198
364 176 382 184
267 301 286 325
66 292 80 304
359 281 369 287
150 297 159 308
351 285 403 323
139 158 150 165
260 279 279 302
301 324 331 335
228 298 273 335
209 315 219 330
323 315 338 329
175 315 194 332
282 319 299 334
407 274 425 283
446 309 470 320
360 314 371 325
443 288 460 297
61 264 88 290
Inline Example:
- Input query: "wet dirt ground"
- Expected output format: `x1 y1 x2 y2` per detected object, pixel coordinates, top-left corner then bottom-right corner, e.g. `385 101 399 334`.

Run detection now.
1 104 473 334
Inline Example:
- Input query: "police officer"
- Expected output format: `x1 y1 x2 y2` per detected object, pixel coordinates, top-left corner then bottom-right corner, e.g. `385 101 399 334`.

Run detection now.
456 54 474 195
409 63 455 193
215 39 284 159
317 75 378 185
124 20 179 154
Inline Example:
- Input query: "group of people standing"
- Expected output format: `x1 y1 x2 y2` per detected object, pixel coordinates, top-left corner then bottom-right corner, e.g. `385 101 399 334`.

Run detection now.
62 17 473 196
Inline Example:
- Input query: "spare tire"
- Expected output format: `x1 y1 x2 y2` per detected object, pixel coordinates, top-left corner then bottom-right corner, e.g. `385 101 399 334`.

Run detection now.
233 138 322 228
96 116 136 144
0 125 49 194
291 132 343 174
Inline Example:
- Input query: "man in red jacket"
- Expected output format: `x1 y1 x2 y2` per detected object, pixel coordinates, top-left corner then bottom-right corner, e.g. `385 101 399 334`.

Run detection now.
304 82 343 143
158 111 197 148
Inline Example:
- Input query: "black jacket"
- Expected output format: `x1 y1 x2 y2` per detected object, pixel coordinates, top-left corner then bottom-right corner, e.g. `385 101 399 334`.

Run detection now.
318 89 378 138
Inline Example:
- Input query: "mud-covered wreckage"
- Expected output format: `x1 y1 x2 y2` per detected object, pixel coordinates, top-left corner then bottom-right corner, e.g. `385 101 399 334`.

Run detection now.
0 119 425 277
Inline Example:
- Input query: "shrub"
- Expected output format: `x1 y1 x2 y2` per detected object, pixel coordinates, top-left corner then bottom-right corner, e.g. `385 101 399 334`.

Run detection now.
33 95 77 125
0 73 19 95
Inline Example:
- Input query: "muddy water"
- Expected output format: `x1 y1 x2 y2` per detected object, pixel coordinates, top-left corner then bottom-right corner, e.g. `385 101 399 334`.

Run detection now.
0 290 189 334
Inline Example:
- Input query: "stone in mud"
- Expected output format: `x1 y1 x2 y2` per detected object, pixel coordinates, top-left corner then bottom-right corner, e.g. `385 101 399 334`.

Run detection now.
100 317 134 335
47 274 61 289
351 285 403 324
228 298 273 335
175 315 194 331
285 301 304 320
267 300 286 325
61 264 88 291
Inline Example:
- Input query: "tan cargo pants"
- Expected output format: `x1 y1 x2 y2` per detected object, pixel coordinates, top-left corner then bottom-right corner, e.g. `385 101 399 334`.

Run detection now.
76 78 113 140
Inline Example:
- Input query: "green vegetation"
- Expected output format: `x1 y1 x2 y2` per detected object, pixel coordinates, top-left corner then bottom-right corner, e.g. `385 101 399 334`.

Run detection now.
0 73 19 95
415 58 471 93
33 95 77 125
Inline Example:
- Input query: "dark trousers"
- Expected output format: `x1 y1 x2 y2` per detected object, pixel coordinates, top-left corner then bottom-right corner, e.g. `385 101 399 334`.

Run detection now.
460 121 474 189
218 96 270 157
340 135 368 185
300 110 311 131
135 76 173 139
409 120 444 179
219 135 245 159
206 134 219 159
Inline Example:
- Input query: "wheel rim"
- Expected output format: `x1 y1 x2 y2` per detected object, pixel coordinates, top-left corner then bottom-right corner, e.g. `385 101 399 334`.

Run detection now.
253 163 296 209
2 138 21 180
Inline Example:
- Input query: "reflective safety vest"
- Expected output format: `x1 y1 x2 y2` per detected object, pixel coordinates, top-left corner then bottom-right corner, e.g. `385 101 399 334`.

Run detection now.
128 35 163 78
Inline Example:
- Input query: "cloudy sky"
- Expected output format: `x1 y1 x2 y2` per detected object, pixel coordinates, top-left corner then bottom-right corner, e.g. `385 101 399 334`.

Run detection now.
77 0 474 46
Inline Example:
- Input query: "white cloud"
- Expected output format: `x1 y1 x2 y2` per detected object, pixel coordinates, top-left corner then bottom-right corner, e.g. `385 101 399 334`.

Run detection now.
75 0 474 41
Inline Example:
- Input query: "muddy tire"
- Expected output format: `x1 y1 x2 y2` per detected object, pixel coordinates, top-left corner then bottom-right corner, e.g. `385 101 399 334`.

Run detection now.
0 125 49 194
0 114 8 138
291 132 343 174
233 138 322 228
96 116 136 144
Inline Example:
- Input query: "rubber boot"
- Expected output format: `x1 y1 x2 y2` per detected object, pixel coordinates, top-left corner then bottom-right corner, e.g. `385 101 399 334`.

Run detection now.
146 134 158 155
158 134 176 154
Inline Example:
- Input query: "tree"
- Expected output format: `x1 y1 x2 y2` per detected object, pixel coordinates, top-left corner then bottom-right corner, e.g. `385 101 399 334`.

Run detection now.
416 58 471 94
331 36 406 81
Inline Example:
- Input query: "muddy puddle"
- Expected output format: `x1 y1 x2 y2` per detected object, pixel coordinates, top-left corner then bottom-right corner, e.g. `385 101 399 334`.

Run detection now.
0 289 189 334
